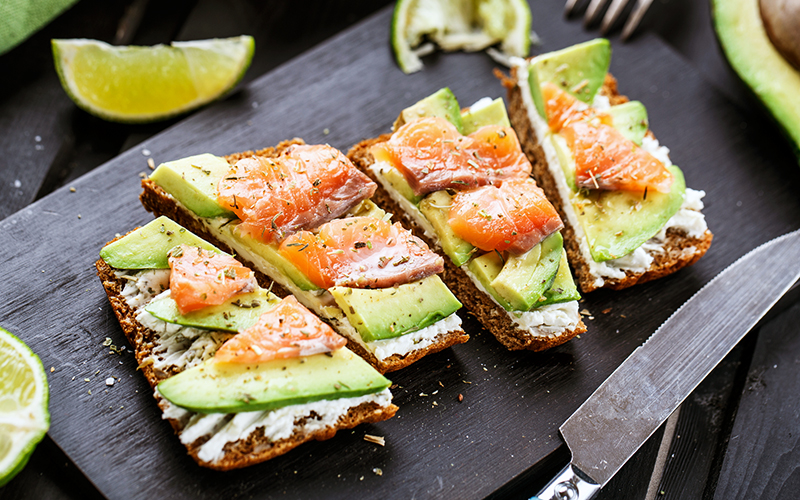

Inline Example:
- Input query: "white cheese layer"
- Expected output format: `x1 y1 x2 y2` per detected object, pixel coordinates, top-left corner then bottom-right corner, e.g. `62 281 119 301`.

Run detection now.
116 268 393 465
513 62 709 288
368 161 581 336
156 203 460 361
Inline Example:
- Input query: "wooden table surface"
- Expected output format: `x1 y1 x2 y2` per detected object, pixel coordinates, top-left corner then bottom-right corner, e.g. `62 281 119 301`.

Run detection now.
1 1 799 499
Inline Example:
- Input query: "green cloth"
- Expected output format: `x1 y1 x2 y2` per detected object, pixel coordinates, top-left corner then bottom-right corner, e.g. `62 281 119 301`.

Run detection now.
0 0 79 55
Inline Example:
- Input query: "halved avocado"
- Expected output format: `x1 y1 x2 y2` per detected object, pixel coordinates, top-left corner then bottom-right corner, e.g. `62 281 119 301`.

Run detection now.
713 0 800 159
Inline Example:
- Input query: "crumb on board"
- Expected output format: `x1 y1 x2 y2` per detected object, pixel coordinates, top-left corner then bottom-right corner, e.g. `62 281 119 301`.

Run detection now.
364 434 385 446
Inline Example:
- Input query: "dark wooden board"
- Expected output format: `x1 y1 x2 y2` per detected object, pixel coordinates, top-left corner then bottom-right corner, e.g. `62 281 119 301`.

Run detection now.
712 302 800 500
1 3 799 499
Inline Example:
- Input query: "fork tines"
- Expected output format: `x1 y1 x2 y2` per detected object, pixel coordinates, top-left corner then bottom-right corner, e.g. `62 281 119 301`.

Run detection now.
565 0 654 40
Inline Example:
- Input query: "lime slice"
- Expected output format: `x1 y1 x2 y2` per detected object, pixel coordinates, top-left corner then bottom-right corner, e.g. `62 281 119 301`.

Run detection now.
0 327 49 487
392 0 531 73
52 36 255 123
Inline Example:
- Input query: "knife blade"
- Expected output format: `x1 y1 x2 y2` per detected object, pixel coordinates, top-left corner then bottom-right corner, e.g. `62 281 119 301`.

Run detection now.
533 229 800 500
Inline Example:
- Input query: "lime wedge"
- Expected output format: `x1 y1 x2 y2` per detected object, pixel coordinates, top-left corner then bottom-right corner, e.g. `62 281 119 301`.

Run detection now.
0 327 49 487
52 36 255 123
392 0 531 73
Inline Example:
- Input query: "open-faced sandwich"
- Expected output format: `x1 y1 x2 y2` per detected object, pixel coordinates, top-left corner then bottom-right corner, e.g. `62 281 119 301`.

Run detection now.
502 39 713 293
347 89 586 352
139 141 467 373
96 216 397 470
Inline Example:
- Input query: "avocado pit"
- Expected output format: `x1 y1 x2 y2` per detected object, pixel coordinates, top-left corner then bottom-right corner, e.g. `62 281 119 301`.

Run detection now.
760 0 800 70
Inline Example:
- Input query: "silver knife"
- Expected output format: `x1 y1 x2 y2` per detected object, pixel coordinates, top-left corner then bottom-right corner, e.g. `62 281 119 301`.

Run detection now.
533 229 800 500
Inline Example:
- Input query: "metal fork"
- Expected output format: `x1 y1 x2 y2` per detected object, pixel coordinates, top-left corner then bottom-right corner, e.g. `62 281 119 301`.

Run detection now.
564 0 655 40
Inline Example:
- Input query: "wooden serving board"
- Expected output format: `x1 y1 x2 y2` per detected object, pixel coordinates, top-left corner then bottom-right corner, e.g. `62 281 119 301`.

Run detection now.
2 4 799 499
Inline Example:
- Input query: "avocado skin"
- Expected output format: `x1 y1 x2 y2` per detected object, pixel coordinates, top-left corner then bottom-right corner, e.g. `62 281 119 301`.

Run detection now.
713 0 800 160
330 275 462 342
100 216 222 269
157 348 391 414
146 288 279 332
149 154 235 218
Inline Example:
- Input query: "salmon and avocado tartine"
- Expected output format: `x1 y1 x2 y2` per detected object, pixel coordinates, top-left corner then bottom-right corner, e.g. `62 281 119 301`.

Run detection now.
348 89 586 352
139 141 468 373
505 39 712 293
96 217 397 470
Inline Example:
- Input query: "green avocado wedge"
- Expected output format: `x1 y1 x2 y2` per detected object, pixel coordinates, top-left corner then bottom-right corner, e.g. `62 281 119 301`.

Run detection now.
528 38 611 119
713 0 800 160
606 101 649 146
330 275 462 342
394 87 464 133
157 348 391 414
149 154 234 218
573 165 686 262
537 250 581 307
490 233 563 311
461 97 511 135
145 288 279 332
100 216 223 269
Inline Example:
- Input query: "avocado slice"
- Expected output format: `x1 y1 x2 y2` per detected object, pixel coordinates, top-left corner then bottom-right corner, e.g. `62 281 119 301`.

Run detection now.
394 87 464 133
461 98 511 134
157 348 391 414
330 275 462 342
550 133 578 191
573 165 686 262
606 101 649 146
490 232 563 311
380 164 424 205
418 190 475 266
536 250 581 307
528 38 611 119
468 251 513 310
713 0 800 159
222 223 320 291
149 154 235 218
100 216 223 269
145 288 279 332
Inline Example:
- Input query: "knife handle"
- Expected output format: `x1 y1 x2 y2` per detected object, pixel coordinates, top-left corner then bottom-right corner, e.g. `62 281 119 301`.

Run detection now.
531 463 600 500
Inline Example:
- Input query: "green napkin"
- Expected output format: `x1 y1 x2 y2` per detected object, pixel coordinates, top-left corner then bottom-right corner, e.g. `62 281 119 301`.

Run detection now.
0 0 79 55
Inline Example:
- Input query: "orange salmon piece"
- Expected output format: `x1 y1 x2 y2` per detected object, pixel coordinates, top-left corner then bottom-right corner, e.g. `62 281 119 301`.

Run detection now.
542 82 672 193
214 296 346 364
168 245 257 314
217 144 376 243
278 216 444 289
371 116 531 195
448 178 563 254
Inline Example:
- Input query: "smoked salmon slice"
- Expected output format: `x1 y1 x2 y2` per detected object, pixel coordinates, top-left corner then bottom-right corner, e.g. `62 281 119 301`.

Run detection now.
217 144 377 243
371 116 531 195
214 296 346 364
168 245 257 314
448 178 564 254
278 216 444 289
541 82 673 193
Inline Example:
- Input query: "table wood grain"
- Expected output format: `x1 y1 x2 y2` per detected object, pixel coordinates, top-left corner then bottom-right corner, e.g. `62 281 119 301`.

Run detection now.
2 1 800 499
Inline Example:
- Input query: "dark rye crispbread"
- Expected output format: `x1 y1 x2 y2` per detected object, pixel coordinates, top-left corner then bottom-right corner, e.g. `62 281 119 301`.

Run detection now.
139 140 469 373
347 138 587 352
96 248 397 471
502 71 713 293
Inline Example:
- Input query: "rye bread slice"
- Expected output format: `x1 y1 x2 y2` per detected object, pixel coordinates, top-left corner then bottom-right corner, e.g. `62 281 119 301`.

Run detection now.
139 141 469 373
346 138 587 352
502 71 713 293
96 249 397 471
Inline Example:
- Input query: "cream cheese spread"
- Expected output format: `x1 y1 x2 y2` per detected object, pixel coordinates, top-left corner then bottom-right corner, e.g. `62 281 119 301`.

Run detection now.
513 62 709 288
116 268 393 466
